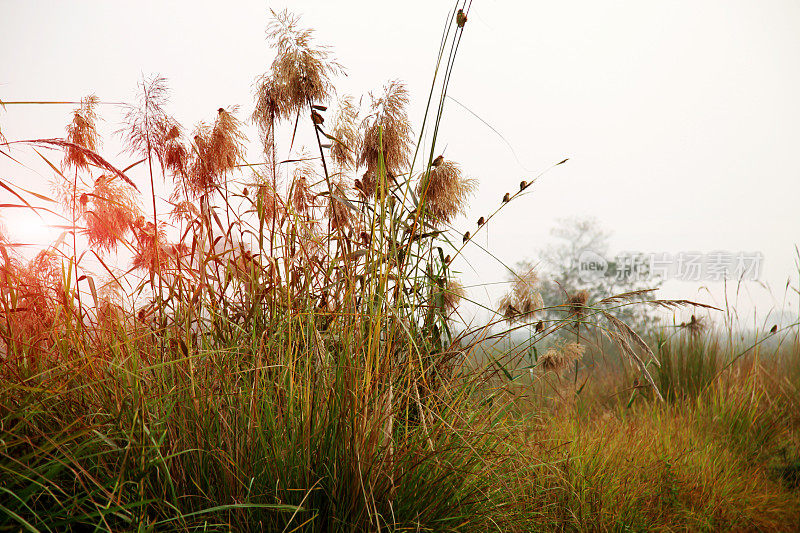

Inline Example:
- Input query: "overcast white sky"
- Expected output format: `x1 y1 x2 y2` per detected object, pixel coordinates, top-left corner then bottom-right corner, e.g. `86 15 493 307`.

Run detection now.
2 1 799 326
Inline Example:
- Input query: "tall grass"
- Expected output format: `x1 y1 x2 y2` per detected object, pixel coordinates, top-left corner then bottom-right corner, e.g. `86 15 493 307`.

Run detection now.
0 5 529 530
1 3 799 532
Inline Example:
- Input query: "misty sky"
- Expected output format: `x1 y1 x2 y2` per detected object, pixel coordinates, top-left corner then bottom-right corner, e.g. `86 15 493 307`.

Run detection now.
1 1 799 325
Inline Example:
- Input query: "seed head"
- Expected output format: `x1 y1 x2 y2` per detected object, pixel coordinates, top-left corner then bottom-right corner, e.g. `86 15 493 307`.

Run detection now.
680 314 707 337
498 267 543 323
131 220 171 273
64 95 100 171
327 180 353 230
441 279 466 313
187 107 246 196
83 174 141 253
539 342 585 373
415 159 476 226
291 172 314 216
359 80 412 178
567 290 590 318
329 96 361 170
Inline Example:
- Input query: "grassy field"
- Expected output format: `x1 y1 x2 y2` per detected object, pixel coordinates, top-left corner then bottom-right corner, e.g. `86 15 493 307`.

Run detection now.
1 5 799 531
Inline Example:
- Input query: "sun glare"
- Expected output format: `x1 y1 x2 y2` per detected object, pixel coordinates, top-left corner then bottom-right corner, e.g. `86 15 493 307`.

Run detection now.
4 208 62 252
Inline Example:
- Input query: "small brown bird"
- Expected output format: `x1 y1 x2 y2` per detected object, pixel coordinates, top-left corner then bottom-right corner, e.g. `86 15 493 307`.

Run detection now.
217 107 225 114
444 254 451 265
535 320 544 333
463 231 470 244
502 192 511 203
770 324 778 334
432 155 444 167
457 9 467 27
311 110 324 125
520 180 528 191
477 216 485 226
242 187 249 197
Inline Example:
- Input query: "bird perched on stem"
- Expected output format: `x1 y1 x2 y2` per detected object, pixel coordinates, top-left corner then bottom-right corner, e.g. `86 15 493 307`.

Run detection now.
457 9 467 27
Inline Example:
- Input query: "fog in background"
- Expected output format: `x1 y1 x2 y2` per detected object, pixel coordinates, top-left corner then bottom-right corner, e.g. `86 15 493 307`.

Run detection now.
2 0 798 327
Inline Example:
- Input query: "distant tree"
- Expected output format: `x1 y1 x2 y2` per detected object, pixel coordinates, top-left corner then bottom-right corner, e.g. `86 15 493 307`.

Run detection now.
515 216 660 331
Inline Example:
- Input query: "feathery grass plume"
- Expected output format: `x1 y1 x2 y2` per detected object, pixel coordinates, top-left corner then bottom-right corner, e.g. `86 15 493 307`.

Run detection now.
498 267 543 323
209 107 246 176
442 279 466 313
291 175 313 215
255 179 284 224
416 158 476 225
160 122 189 180
121 76 171 162
498 293 520 323
360 80 413 182
4 250 63 355
567 289 590 318
514 268 544 315
329 95 361 170
680 314 707 337
539 341 585 373
121 75 171 292
327 180 353 230
267 9 341 107
170 199 200 225
186 109 247 197
356 170 376 199
83 174 140 253
51 174 89 220
252 73 290 148
188 123 215 194
289 155 315 216
252 9 341 134
64 95 100 171
130 217 170 273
